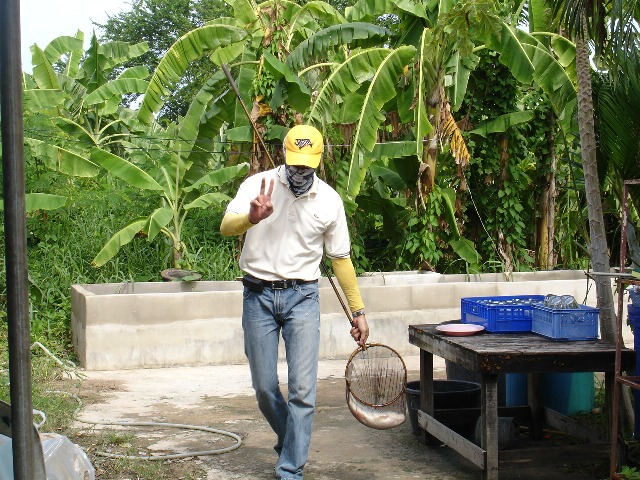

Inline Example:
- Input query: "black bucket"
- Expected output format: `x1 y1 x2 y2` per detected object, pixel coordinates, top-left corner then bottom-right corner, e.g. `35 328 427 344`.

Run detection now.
406 380 481 436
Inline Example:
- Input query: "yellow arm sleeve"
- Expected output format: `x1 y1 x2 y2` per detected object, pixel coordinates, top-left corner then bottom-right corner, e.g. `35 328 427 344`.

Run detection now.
220 212 254 237
331 257 365 312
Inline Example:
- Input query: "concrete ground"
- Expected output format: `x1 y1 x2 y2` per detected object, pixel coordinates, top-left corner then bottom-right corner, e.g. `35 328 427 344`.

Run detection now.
75 355 612 480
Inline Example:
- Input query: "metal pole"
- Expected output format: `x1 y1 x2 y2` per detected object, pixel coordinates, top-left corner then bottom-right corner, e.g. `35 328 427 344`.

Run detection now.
0 0 40 478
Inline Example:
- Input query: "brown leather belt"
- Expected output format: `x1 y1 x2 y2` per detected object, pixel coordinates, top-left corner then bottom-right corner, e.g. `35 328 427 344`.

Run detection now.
243 275 317 291
262 279 317 289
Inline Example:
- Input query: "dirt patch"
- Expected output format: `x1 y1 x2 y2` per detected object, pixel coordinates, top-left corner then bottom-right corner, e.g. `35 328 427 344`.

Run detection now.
67 358 609 479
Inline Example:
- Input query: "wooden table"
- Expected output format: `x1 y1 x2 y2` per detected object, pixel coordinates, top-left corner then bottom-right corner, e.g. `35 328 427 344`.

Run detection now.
408 323 636 480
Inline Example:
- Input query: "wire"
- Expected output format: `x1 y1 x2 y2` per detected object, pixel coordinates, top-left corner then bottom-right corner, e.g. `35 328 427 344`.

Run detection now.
462 169 501 260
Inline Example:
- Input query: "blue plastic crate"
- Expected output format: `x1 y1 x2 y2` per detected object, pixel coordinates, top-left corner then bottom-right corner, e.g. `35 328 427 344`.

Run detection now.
461 295 545 332
531 304 599 341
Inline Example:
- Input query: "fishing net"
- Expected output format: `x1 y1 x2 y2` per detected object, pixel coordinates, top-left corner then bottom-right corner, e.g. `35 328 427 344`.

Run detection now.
345 343 407 430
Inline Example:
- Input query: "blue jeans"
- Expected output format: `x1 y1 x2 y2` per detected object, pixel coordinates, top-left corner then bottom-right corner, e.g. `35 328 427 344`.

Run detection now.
242 281 320 480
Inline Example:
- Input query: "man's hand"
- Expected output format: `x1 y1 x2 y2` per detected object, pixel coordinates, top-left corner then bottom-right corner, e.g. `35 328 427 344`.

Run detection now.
248 178 274 224
350 315 369 347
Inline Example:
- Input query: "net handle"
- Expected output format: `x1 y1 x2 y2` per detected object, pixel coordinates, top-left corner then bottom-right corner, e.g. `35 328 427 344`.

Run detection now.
319 260 354 327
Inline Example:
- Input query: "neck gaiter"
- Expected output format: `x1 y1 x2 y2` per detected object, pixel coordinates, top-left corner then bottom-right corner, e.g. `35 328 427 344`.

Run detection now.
285 165 315 197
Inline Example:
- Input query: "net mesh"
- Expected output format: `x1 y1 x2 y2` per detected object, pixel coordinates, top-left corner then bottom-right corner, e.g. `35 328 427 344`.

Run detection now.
345 343 407 430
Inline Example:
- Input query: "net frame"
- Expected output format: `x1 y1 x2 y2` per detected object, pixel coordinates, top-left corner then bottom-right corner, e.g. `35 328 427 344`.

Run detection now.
345 343 407 407
344 343 408 429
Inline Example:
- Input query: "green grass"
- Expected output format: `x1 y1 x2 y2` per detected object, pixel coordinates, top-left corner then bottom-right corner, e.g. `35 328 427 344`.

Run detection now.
0 180 240 478
1 183 243 359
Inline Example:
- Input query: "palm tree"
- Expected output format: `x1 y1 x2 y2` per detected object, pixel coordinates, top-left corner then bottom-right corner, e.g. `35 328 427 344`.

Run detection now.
550 0 640 342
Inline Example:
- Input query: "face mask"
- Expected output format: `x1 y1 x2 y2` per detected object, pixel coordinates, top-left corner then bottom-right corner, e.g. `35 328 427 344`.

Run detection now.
285 165 315 197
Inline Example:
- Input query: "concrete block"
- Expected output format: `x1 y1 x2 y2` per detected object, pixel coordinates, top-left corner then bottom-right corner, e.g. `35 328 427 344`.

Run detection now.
71 270 613 370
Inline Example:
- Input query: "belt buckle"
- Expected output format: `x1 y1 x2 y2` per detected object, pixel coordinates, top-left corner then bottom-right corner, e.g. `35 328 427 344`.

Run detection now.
272 280 287 290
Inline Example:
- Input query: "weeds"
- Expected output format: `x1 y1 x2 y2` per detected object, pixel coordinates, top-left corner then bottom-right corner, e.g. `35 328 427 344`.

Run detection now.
621 465 640 479
0 182 236 478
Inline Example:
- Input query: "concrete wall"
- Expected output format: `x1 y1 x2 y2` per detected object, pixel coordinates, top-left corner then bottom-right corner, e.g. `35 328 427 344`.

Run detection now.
71 270 621 370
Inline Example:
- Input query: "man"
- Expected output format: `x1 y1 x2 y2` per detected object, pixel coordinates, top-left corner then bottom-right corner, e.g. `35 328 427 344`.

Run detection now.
220 124 369 480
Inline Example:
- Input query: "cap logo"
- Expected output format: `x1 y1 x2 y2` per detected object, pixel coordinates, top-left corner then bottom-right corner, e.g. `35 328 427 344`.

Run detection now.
294 138 313 149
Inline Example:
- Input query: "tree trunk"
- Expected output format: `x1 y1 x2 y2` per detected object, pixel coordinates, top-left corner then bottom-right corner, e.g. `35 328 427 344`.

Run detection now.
536 110 557 270
496 133 514 272
575 28 615 342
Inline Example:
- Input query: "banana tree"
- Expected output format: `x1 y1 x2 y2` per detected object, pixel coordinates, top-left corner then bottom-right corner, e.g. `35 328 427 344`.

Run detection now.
302 0 580 271
26 31 150 144
22 29 251 270
91 149 249 268
92 67 252 268
15 31 153 243
135 0 392 173
23 31 151 180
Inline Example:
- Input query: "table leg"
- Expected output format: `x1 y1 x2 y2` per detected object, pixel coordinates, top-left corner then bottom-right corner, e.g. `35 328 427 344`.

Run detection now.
605 371 613 442
481 373 499 480
419 349 436 445
527 373 543 440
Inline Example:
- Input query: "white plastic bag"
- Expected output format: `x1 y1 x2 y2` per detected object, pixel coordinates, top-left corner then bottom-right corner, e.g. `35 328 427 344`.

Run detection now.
0 433 95 480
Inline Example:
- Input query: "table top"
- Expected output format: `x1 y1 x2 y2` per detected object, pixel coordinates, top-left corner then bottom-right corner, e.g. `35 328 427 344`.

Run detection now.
409 323 636 374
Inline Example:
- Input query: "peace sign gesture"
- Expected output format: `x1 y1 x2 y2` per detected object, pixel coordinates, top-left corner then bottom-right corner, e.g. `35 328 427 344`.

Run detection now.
248 178 275 224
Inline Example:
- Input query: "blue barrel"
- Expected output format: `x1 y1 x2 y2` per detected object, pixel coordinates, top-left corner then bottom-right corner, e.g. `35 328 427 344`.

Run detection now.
542 372 594 415
629 304 640 438
505 373 528 406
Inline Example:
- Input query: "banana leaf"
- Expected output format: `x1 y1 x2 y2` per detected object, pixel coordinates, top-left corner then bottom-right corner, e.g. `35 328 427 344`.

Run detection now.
25 139 100 177
92 218 148 267
117 66 150 80
146 208 174 242
369 163 407 190
287 1 347 38
226 0 258 26
138 25 247 123
89 148 164 190
185 163 250 192
263 52 311 112
450 237 482 265
30 45 60 90
415 30 433 154
371 141 416 160
0 193 67 213
179 72 233 181
346 0 427 22
98 41 149 70
475 19 534 85
184 192 232 209
23 89 65 112
308 47 393 125
84 78 149 105
287 23 392 72
42 34 84 75
347 46 417 198
470 111 536 137
520 42 577 135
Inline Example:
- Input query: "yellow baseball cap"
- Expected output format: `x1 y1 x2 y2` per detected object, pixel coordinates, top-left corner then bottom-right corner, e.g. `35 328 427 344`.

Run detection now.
283 125 324 168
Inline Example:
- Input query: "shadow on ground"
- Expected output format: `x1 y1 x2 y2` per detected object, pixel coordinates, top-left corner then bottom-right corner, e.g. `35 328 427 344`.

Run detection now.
78 361 610 480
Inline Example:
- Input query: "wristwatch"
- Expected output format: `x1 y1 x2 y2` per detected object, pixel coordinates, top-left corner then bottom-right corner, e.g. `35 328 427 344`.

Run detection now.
351 309 365 318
